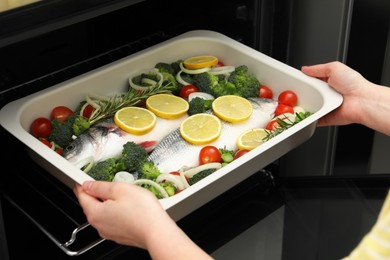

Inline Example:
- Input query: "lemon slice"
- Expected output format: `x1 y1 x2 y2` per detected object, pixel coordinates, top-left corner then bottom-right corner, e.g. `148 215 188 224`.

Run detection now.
237 128 268 150
146 94 189 119
180 113 222 145
114 106 157 135
212 95 253 123
183 55 219 69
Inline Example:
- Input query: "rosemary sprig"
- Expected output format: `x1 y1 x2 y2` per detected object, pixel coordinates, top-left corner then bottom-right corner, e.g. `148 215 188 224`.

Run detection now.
263 111 313 141
88 82 176 125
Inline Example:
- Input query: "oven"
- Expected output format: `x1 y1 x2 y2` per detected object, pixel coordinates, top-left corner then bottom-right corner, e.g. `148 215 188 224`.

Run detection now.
1 0 390 259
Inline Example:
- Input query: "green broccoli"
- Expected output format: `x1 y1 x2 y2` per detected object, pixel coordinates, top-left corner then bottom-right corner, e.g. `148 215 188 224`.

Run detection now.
138 160 162 180
116 142 149 172
72 115 91 136
219 148 234 165
211 80 237 97
87 158 118 181
192 72 220 95
178 72 195 87
155 62 175 75
48 114 76 148
132 70 162 87
188 168 217 185
188 97 214 115
227 65 260 98
155 62 179 92
160 182 177 197
170 59 184 74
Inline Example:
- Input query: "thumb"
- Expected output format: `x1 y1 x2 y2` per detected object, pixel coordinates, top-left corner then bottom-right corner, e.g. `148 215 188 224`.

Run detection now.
82 180 115 201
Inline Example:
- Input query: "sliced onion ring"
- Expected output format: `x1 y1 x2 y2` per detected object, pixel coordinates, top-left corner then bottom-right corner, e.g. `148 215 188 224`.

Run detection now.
113 171 135 184
133 179 169 198
75 156 95 172
188 92 215 102
156 173 185 190
209 66 235 75
176 71 191 86
129 68 163 90
183 162 222 178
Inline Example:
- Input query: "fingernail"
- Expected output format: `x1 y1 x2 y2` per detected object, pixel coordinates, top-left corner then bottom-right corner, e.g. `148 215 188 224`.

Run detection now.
83 181 93 190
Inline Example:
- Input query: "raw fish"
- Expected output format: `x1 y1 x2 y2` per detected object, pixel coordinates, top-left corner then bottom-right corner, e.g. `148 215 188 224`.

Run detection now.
148 98 277 173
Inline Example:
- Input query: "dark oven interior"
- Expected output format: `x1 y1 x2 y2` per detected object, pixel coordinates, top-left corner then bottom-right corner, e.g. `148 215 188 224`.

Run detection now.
0 0 288 258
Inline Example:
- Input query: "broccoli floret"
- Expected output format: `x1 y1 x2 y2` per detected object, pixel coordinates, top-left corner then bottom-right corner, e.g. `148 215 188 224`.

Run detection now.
132 70 161 87
170 59 184 74
188 168 217 185
193 72 241 97
138 160 162 180
72 115 91 136
177 72 194 87
219 148 234 165
155 62 179 92
155 62 175 74
192 72 220 95
160 182 177 197
227 65 260 98
48 114 76 148
212 80 237 97
116 142 149 172
188 97 214 115
87 158 118 181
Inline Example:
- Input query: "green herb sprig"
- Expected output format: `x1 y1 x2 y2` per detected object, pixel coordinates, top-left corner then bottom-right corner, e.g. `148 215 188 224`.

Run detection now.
88 82 176 126
263 111 313 141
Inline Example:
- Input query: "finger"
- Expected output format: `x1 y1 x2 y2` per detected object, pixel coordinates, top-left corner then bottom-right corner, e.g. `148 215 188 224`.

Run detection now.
82 181 117 201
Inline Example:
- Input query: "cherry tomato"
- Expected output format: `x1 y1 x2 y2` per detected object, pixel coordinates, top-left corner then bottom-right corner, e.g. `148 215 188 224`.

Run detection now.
179 85 199 99
265 119 280 131
258 85 273 99
51 106 74 123
169 171 181 176
30 117 52 138
82 104 95 118
55 148 64 155
39 138 52 148
274 104 294 116
216 61 225 67
199 146 221 165
278 90 298 107
233 149 250 160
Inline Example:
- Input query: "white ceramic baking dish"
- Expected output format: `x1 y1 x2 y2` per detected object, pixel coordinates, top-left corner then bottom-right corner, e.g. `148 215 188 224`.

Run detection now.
0 30 342 220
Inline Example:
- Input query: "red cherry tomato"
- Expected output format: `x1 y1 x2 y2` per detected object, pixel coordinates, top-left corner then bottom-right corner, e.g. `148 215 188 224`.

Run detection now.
199 146 221 165
274 104 294 116
216 61 225 67
51 106 74 123
40 138 52 148
233 149 250 160
55 148 64 155
265 119 280 131
278 90 298 107
258 85 273 99
170 171 188 181
30 117 52 138
170 171 181 176
82 104 95 118
179 85 199 99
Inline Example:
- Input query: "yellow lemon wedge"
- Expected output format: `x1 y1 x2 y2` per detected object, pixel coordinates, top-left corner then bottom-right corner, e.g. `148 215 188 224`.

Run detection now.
237 128 268 150
212 95 253 123
146 94 189 119
183 55 219 69
180 113 222 145
114 106 157 135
